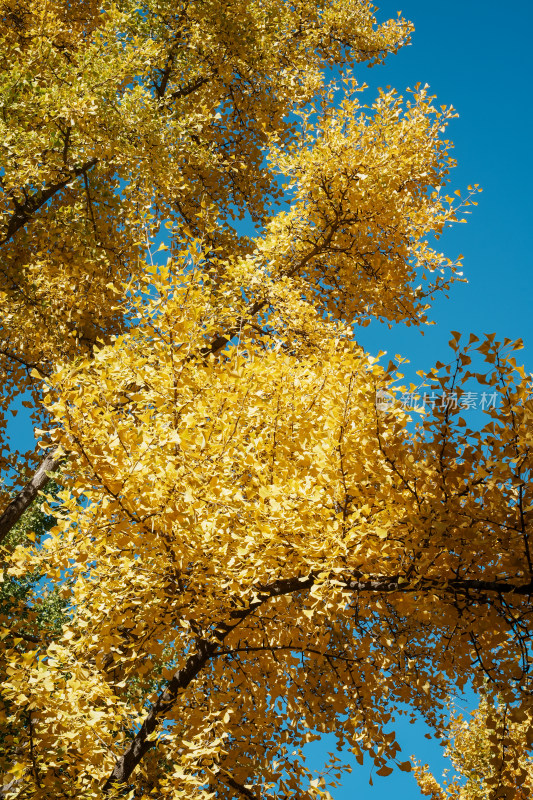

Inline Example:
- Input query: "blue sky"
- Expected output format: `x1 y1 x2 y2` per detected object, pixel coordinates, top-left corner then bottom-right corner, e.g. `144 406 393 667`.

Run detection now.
314 1 533 796
356 0 533 381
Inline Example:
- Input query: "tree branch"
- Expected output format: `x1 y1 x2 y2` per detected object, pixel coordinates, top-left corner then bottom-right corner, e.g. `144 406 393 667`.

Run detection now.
341 574 533 598
103 576 315 791
103 638 218 790
102 565 533 791
1 66 209 248
169 75 210 102
202 218 346 358
0 449 65 545
218 771 262 800
0 776 23 798
1 159 98 245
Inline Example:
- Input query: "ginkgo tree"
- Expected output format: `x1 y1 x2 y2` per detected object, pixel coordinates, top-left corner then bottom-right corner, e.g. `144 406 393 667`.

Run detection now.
0 1 532 799
414 698 533 799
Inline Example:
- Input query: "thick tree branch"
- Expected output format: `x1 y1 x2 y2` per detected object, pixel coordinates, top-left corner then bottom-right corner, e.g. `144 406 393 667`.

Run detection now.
0 67 211 246
1 159 98 245
102 568 532 791
0 347 48 377
103 576 315 790
103 636 220 790
1 67 210 248
341 574 533 598
5 628 41 645
169 75 210 102
0 449 65 545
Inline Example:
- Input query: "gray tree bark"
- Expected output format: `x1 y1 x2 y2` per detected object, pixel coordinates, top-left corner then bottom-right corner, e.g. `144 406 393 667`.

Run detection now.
0 449 65 545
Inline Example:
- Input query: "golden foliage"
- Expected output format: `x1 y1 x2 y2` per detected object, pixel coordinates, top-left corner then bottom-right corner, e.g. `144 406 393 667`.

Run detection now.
0 2 531 799
414 699 533 800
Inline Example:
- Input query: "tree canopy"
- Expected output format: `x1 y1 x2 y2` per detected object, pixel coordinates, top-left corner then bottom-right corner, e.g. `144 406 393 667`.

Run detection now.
0 1 532 798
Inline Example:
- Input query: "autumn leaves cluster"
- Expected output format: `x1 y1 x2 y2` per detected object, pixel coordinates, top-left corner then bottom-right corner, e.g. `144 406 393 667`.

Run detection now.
0 1 531 798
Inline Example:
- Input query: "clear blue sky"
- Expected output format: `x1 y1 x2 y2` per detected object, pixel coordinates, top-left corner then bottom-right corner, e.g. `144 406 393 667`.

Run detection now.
357 0 533 380
315 1 533 796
